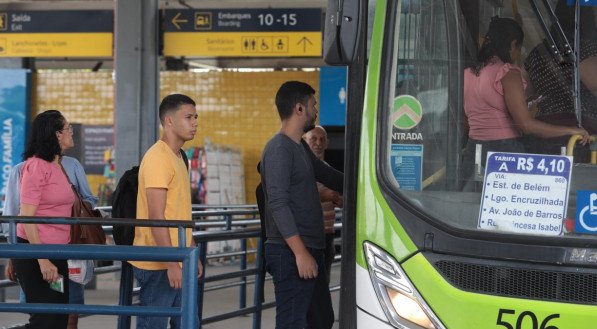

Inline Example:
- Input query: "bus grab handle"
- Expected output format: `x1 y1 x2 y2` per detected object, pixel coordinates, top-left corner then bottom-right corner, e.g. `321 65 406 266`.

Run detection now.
566 134 597 164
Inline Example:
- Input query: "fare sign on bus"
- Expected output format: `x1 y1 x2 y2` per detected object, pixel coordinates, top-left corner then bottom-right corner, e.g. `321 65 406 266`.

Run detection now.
478 152 572 236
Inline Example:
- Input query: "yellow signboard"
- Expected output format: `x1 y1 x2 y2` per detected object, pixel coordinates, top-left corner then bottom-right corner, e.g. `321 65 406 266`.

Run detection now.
0 10 113 58
164 32 321 57
0 33 112 57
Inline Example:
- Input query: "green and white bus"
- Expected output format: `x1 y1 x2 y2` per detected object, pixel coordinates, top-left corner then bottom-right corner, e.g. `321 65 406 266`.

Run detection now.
325 0 597 328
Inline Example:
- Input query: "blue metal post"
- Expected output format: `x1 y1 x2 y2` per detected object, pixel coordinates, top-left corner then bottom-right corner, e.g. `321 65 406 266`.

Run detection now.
197 242 208 327
178 225 186 248
252 237 264 329
8 220 16 244
181 248 199 329
117 261 134 329
239 235 247 309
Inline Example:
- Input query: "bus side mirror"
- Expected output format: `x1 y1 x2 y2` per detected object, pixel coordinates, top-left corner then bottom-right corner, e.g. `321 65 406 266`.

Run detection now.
324 0 361 65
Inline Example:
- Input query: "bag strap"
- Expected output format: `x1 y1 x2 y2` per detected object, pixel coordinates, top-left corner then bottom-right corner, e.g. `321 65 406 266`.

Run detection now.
58 160 77 191
180 149 189 171
60 160 97 218
58 159 85 203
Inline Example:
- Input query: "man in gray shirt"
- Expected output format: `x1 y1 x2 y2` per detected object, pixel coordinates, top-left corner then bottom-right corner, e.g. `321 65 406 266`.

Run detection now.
260 81 343 329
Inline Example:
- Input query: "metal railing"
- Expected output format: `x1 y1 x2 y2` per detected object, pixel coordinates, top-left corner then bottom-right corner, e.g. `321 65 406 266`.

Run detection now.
0 216 199 329
0 206 343 329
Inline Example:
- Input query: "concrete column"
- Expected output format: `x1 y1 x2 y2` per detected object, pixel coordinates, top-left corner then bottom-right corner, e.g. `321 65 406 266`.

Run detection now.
114 0 159 180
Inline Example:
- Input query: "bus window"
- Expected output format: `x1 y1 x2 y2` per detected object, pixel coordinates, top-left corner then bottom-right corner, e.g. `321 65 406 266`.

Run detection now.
524 1 597 155
381 0 597 237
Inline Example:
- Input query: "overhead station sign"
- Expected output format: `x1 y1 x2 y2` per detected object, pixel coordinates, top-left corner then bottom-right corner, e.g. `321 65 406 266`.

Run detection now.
0 10 112 57
163 8 322 57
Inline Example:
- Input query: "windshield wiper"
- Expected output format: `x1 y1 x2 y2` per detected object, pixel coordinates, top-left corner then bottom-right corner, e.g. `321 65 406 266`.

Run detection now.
529 0 572 63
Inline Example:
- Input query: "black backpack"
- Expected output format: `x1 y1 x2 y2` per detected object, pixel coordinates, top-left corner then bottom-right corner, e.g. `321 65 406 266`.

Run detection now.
111 150 189 245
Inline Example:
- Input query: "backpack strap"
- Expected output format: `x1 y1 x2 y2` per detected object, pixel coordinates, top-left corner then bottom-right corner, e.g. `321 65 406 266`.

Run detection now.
180 149 189 171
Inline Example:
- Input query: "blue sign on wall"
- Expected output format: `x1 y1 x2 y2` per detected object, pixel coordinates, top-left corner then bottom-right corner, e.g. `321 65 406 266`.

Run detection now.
319 66 347 126
0 69 30 209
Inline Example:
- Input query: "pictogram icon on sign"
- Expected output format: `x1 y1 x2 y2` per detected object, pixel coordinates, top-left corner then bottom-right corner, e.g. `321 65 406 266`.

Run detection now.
273 37 289 53
297 36 313 52
260 38 269 51
194 12 212 30
171 12 188 30
242 37 257 52
0 13 7 31
242 37 274 53
576 191 597 233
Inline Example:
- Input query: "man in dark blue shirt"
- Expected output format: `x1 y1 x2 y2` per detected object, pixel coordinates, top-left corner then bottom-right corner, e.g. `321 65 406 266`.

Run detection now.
260 81 343 328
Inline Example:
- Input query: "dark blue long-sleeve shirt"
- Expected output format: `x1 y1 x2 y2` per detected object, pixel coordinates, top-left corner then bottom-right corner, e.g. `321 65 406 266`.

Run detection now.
260 133 343 249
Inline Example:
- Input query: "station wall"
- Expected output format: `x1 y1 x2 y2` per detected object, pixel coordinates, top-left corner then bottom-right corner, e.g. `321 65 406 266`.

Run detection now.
32 70 319 203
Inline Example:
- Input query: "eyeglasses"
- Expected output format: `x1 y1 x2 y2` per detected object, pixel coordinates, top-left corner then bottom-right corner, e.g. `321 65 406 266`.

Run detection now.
61 125 73 133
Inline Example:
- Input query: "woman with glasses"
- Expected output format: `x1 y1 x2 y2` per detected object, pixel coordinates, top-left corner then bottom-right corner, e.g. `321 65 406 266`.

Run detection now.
11 110 77 329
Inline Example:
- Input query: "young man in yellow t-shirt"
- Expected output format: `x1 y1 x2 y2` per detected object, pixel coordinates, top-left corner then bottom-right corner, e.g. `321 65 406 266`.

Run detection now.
129 94 202 329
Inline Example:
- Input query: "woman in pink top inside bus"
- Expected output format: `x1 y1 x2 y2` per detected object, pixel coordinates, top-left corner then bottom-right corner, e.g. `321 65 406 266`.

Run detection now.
461 17 589 190
11 110 76 329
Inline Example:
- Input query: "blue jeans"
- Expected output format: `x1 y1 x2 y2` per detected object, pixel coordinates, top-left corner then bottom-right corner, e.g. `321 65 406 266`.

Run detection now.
69 281 84 304
133 267 182 329
265 243 334 329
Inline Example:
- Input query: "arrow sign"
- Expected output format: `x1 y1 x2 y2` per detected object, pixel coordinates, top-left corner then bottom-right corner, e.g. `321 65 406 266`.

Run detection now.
297 36 313 52
163 9 322 57
171 12 188 30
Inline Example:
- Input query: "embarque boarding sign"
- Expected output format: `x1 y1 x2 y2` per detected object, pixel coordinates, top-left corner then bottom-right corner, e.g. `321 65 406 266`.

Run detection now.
478 152 572 236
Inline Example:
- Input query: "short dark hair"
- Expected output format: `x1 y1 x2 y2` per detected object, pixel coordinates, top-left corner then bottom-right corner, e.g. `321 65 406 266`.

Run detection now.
159 94 196 124
275 81 315 120
23 110 65 162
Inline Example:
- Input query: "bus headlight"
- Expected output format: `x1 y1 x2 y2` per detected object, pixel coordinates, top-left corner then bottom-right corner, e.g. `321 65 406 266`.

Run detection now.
364 242 445 329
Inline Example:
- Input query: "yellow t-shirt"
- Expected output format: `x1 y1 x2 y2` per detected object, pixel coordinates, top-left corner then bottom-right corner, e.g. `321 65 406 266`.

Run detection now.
129 140 192 270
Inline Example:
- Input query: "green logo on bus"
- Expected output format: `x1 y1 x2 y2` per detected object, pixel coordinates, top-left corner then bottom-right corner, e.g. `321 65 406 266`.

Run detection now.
391 95 423 130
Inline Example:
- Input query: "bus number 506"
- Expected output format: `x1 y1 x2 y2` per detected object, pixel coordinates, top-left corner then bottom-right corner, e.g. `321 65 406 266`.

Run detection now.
496 309 560 329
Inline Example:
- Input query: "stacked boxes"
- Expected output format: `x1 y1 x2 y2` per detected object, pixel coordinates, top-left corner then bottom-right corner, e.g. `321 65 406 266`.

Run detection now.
229 152 245 204
204 145 221 205
202 143 246 258
204 144 245 205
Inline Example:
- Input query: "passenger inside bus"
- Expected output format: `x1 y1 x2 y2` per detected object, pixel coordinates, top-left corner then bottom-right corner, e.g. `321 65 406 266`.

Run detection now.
461 17 589 191
524 0 597 158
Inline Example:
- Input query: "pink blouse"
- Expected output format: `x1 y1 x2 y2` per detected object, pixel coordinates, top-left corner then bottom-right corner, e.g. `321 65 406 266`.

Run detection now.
464 59 528 141
17 157 74 244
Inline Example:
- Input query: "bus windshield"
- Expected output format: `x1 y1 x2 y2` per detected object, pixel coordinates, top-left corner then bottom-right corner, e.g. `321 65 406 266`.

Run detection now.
381 0 597 239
